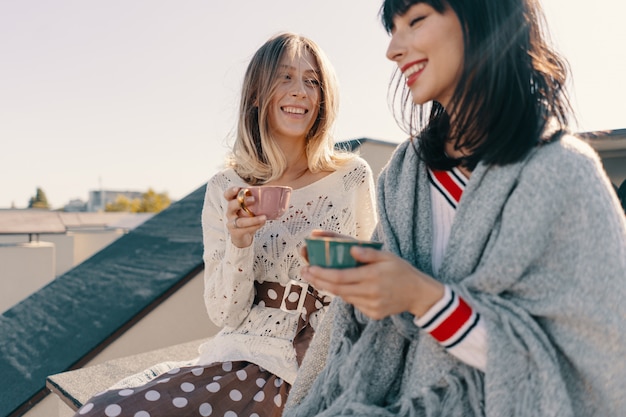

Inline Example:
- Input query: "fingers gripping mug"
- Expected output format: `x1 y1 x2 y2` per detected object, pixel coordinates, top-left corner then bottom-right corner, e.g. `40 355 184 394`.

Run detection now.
305 236 383 268
236 186 292 220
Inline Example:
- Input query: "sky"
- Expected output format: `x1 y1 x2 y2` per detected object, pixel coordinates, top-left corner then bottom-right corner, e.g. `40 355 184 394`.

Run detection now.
1 0 625 209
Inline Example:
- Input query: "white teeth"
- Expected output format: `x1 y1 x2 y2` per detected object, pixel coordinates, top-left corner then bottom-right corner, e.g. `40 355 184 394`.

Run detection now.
282 106 306 114
403 62 426 78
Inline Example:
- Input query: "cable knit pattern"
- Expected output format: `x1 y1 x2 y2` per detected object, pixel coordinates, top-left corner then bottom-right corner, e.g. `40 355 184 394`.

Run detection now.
196 156 377 384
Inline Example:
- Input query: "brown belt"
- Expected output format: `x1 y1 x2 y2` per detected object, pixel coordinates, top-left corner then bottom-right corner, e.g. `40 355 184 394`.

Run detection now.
254 280 331 366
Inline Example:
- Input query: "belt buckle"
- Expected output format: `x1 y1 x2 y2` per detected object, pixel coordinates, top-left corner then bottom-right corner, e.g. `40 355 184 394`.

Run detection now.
280 279 309 314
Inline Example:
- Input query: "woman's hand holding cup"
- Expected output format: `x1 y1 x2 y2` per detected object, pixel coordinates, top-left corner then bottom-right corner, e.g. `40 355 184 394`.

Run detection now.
225 187 267 248
301 229 444 320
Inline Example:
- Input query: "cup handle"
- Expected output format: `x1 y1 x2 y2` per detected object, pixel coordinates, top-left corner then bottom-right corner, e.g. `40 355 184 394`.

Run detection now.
237 188 255 216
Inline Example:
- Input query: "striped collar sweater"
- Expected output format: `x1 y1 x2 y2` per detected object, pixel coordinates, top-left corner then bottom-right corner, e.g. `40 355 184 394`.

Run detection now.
285 134 626 417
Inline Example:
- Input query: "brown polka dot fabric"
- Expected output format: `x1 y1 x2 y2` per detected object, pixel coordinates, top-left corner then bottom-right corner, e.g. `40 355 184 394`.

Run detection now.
74 361 290 417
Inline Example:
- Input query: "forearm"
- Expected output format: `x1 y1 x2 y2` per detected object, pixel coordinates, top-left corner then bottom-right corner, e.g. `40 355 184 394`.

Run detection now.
203 241 256 327
414 285 487 371
201 181 256 328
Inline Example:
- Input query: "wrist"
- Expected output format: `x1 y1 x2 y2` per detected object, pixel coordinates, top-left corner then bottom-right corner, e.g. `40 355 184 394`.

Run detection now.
409 276 445 318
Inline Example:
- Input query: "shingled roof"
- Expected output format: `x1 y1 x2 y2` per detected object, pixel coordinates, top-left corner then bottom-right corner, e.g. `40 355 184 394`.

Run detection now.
0 184 206 416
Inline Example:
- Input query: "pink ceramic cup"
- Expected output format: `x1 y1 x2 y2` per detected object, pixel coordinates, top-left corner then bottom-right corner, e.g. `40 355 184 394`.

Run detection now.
237 186 292 220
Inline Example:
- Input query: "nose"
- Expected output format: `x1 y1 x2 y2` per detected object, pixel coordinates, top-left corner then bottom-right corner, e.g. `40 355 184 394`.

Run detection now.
291 79 307 98
386 31 405 63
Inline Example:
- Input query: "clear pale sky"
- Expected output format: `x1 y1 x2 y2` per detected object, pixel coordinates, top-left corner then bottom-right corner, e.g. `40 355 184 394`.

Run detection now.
1 0 625 209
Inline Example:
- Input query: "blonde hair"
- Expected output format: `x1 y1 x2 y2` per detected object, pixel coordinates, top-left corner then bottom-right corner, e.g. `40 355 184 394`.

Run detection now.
228 32 353 184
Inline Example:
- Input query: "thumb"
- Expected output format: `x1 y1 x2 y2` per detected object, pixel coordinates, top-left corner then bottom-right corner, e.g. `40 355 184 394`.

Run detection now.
350 245 385 264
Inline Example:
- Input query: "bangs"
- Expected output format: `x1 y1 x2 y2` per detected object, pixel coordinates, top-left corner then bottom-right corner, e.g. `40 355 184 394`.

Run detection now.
380 0 447 33
274 39 320 79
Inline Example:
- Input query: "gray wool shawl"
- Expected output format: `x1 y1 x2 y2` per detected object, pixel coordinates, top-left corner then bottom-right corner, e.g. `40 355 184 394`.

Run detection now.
284 135 626 417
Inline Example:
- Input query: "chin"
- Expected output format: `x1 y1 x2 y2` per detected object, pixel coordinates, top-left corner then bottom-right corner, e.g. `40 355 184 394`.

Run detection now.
411 96 429 106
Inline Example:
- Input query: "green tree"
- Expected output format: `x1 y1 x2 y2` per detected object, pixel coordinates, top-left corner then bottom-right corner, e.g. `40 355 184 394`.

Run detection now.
105 195 134 212
105 189 171 213
136 188 171 213
28 187 50 209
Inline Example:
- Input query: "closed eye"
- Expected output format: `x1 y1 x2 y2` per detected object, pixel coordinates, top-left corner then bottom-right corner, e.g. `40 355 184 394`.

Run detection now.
409 15 425 27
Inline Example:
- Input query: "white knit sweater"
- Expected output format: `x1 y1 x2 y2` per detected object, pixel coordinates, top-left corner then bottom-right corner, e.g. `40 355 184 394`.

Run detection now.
196 156 377 384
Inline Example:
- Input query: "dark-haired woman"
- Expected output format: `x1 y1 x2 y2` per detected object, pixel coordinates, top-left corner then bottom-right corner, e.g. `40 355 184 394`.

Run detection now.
284 0 626 416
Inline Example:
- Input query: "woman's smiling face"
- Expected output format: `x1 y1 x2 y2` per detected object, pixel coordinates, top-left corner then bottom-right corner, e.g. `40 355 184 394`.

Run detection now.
386 2 464 108
267 50 321 144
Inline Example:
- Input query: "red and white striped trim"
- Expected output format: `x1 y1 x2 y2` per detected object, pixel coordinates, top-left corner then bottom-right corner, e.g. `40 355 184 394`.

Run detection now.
415 286 480 348
428 167 467 209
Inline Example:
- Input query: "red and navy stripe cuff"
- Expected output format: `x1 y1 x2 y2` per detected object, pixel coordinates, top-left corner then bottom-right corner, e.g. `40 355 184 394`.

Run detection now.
415 286 480 348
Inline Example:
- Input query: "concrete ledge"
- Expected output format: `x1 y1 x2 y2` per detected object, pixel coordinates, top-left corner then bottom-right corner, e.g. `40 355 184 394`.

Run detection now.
46 338 207 412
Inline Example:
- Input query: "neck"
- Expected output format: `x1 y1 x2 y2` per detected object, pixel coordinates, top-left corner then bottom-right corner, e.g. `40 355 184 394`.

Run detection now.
283 151 309 181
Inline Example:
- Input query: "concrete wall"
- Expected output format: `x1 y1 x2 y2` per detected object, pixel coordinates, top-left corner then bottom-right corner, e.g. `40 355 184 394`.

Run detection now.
0 229 125 278
70 229 125 265
358 141 397 180
0 234 72 276
0 229 128 320
38 234 75 276
84 269 219 367
0 242 55 314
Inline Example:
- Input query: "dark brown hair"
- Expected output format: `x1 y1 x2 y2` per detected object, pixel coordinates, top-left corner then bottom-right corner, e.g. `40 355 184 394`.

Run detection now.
381 0 572 170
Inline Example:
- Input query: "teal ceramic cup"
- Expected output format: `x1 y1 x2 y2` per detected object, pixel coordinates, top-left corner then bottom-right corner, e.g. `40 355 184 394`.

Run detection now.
305 236 383 269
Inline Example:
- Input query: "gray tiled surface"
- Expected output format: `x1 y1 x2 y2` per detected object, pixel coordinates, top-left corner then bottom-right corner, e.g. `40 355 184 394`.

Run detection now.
47 338 206 411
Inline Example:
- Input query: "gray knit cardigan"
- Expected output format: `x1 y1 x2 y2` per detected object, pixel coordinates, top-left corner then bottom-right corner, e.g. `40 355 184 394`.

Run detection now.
284 134 626 417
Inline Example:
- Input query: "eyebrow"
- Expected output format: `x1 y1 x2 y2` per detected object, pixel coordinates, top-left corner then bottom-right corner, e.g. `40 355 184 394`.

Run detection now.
278 64 320 75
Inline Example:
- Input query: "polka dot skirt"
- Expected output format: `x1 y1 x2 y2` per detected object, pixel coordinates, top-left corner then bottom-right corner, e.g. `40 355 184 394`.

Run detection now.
74 361 290 417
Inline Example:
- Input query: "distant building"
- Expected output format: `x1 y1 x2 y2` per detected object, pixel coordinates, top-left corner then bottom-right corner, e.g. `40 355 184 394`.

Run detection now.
87 190 143 212
579 128 626 189
63 199 87 212
335 137 398 181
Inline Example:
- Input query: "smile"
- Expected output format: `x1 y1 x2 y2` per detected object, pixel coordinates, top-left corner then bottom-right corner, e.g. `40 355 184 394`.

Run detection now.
282 106 307 115
401 61 427 87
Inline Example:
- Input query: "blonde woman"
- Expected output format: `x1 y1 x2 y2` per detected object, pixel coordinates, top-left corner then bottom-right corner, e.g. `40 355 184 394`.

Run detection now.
75 32 377 417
